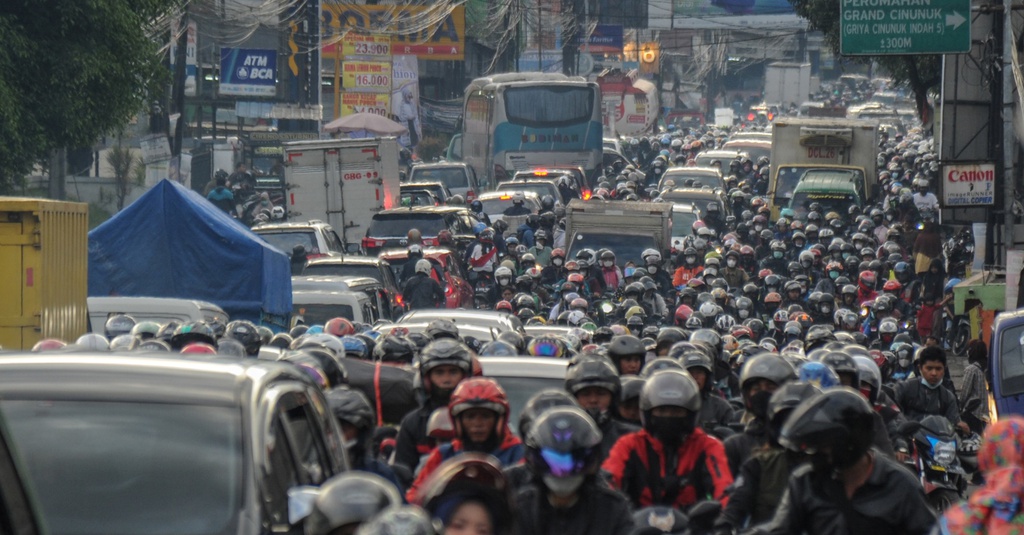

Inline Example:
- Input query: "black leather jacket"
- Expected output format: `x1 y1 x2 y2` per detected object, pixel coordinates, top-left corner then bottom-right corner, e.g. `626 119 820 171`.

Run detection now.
514 480 634 535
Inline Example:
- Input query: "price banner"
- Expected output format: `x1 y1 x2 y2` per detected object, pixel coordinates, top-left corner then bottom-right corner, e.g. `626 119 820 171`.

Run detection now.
340 92 391 116
342 34 392 58
343 61 392 92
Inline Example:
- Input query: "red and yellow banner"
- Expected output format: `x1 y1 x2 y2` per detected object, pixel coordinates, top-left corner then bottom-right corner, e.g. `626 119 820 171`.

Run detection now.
323 4 465 60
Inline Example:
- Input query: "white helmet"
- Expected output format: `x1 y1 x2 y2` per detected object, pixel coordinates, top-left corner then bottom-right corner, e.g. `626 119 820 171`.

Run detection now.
415 259 432 275
271 206 285 220
641 248 661 264
512 191 525 204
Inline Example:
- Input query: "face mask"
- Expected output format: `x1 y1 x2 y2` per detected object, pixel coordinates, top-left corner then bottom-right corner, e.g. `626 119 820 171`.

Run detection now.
603 260 614 268
647 265 658 273
686 256 696 264
543 474 585 499
755 225 764 232
498 277 511 286
795 240 805 248
553 258 563 266
705 268 718 276
647 415 690 446
923 377 943 389
748 390 773 420
585 407 610 427
821 305 831 313
898 357 911 368
773 251 784 259
739 309 749 319
727 259 737 268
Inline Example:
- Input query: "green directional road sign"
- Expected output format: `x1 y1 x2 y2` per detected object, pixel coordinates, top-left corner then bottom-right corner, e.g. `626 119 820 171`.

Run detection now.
840 0 971 55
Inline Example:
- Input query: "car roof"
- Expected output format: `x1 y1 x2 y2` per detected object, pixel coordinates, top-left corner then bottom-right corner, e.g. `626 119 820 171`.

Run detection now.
0 354 311 406
411 162 470 169
252 220 331 231
378 247 454 260
662 167 722 177
477 356 568 379
662 187 724 199
793 171 859 191
378 322 498 340
402 182 446 189
305 255 386 267
376 206 468 216
477 190 541 201
292 275 382 289
397 309 522 331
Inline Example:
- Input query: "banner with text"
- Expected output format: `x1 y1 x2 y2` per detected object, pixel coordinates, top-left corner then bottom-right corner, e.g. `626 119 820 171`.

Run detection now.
340 92 391 116
942 162 995 206
343 60 392 92
220 48 277 97
322 3 465 60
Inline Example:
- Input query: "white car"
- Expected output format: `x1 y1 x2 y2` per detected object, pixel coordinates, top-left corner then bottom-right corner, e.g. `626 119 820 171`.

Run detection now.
475 190 543 223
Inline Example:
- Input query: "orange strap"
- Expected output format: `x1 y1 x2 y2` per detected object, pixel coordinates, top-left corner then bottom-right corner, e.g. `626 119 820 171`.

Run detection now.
374 362 384 426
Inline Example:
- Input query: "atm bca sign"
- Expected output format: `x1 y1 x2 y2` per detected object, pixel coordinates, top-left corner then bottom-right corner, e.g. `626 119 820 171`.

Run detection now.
943 162 994 207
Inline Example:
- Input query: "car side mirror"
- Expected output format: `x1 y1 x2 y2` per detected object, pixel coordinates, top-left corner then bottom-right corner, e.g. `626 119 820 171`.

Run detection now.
287 486 319 525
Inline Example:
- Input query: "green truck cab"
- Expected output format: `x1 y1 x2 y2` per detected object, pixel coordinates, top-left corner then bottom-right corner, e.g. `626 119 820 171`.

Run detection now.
786 168 865 219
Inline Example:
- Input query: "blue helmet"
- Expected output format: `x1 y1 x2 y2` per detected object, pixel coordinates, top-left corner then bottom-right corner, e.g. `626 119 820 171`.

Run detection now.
473 222 487 236
340 336 369 359
944 278 962 293
797 361 840 389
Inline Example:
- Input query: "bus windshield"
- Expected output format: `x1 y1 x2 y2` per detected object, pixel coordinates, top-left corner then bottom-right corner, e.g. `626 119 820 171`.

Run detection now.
504 86 595 127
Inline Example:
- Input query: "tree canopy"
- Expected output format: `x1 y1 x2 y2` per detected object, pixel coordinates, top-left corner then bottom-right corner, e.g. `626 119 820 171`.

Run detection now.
789 0 941 117
0 0 181 193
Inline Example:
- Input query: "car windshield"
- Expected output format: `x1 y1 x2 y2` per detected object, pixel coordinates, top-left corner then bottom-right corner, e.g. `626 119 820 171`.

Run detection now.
999 323 1024 396
399 192 437 207
488 375 564 435
257 231 318 256
294 303 355 324
2 400 241 535
303 264 382 282
504 183 559 200
368 215 446 237
722 142 770 162
672 211 699 236
789 191 859 219
660 171 724 190
568 232 659 266
410 168 468 189
480 197 539 217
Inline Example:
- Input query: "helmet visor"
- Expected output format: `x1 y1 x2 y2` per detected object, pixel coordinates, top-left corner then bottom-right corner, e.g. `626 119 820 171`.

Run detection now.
539 447 590 477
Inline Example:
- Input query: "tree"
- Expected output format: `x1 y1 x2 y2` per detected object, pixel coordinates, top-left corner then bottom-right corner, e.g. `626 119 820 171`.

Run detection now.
106 140 144 211
0 0 181 194
788 0 941 119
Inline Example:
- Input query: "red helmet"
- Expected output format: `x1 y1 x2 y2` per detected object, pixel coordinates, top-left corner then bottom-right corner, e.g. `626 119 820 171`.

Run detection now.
567 273 585 284
495 300 513 312
31 338 67 352
325 317 355 337
674 304 693 324
180 342 217 354
882 279 902 292
551 248 566 260
764 292 782 304
448 377 510 442
858 270 877 289
692 220 707 232
740 245 755 256
731 325 755 340
758 269 773 280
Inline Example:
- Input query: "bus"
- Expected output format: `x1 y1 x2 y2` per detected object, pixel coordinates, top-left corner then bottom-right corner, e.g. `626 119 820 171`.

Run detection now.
458 73 603 189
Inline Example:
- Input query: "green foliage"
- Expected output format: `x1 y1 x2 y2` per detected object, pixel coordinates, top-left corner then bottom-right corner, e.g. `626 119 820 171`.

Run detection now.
0 0 181 194
788 0 941 115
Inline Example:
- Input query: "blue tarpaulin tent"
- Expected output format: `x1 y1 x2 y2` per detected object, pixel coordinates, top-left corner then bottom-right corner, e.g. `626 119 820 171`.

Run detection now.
89 179 291 325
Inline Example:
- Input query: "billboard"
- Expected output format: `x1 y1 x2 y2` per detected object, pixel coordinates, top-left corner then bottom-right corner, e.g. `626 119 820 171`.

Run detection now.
340 92 391 116
942 162 995 206
391 55 421 148
342 61 392 92
585 24 624 54
220 48 277 97
647 0 804 29
322 3 466 60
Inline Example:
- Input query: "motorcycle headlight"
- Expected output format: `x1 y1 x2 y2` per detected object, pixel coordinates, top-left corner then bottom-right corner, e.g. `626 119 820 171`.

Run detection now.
929 437 958 465
600 302 615 314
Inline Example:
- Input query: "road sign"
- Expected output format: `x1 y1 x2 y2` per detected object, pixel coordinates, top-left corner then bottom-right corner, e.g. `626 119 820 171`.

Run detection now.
840 0 970 55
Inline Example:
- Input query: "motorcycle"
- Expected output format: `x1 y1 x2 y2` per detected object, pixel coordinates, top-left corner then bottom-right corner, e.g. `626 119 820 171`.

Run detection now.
472 272 494 310
943 226 974 280
898 415 967 511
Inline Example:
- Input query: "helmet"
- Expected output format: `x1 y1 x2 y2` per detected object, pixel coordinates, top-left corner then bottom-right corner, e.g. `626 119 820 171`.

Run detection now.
224 320 261 355
518 389 579 438
525 406 602 497
448 377 510 441
821 352 859 385
372 336 417 363
170 321 215 349
325 317 356 338
528 335 566 358
607 335 645 359
306 472 402 535
740 354 797 391
797 361 841 389
779 389 876 469
419 339 473 392
640 370 702 443
853 356 882 403
681 351 714 377
353 505 437 535
767 382 823 438
104 314 136 339
640 357 685 378
180 342 217 354
326 386 376 432
425 319 459 340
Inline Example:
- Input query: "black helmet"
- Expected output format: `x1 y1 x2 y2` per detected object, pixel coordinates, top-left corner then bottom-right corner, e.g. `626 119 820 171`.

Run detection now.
655 327 687 352
425 319 459 340
525 406 603 497
354 505 437 535
419 339 473 392
639 357 685 378
131 321 161 340
326 386 376 432
640 370 702 443
565 355 621 397
497 331 526 353
268 332 293 349
620 375 645 404
681 351 714 376
526 214 541 229
372 336 417 363
104 314 136 339
540 195 556 212
478 340 518 357
606 335 645 359
225 320 261 355
518 389 579 438
305 472 402 535
804 324 834 352
215 338 246 357
739 353 797 391
169 321 216 349
766 382 822 442
821 351 860 385
779 388 876 469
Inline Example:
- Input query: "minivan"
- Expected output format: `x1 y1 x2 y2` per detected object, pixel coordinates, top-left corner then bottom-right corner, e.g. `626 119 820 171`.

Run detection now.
87 296 228 333
407 162 483 201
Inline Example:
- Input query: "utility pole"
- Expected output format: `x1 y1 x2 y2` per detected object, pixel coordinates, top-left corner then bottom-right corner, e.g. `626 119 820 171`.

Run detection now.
170 8 189 159
1002 0 1015 257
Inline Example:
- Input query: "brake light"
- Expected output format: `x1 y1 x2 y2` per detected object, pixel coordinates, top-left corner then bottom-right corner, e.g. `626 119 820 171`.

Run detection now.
445 284 454 295
582 190 592 200
494 165 507 183
362 237 385 248
422 237 439 246
395 294 404 305
747 113 756 121
466 190 475 201
499 195 512 200
305 253 327 260
533 169 549 176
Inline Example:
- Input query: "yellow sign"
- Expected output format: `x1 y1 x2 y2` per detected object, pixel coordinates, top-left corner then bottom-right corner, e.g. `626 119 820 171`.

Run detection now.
342 61 392 92
323 3 466 60
341 33 392 58
340 92 391 116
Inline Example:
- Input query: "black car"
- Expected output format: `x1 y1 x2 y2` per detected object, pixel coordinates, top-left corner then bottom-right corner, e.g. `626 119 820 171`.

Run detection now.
302 255 406 317
0 354 349 535
362 206 480 256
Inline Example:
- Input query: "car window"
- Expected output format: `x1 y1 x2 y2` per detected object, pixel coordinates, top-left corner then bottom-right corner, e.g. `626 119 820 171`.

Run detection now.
411 167 469 189
265 417 299 527
368 216 446 236
999 323 1024 397
278 392 330 486
257 231 319 255
327 230 344 251
2 400 243 535
293 303 355 324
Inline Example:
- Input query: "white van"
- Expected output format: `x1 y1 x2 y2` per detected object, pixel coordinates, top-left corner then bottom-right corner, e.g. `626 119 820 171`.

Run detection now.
292 290 377 326
87 296 228 333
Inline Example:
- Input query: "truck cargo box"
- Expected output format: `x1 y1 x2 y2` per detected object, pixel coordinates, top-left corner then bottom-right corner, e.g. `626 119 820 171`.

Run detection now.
565 200 672 265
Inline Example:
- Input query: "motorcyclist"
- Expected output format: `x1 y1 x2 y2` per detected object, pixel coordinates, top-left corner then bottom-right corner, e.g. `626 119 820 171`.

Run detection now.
529 229 552 266
470 199 492 226
206 171 236 214
602 369 733 509
504 191 532 217
564 356 639 459
304 472 402 535
724 353 797 476
466 227 499 284
606 334 646 376
402 259 446 310
325 386 403 491
893 346 968 433
767 389 937 534
672 247 704 287
515 407 635 535
680 351 735 433
721 250 749 289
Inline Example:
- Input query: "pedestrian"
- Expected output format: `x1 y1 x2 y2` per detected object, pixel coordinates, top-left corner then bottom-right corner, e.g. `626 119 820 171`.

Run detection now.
940 416 1024 534
959 340 990 435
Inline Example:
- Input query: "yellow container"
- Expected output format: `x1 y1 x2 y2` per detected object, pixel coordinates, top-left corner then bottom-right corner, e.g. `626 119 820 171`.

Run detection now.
0 198 88 349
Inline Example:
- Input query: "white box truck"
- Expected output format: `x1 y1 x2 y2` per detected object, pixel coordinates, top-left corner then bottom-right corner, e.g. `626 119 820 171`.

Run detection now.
764 63 811 109
283 138 400 245
768 117 880 217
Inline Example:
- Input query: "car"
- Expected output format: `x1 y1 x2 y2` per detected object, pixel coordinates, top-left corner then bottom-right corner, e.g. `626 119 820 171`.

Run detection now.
252 219 349 258
402 181 452 204
378 247 474 309
396 309 525 334
493 177 573 205
0 411 43 535
509 167 589 198
603 137 622 153
693 149 748 170
407 162 483 201
670 204 703 253
657 167 725 192
988 309 1024 419
721 139 771 163
362 206 480 256
659 187 731 217
0 354 349 534
301 256 404 315
399 185 443 207
375 321 500 344
291 275 400 321
476 356 569 435
475 190 543 223
293 288 380 325
87 296 229 334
